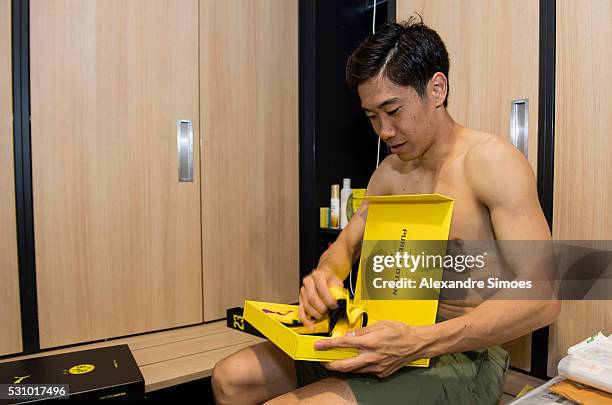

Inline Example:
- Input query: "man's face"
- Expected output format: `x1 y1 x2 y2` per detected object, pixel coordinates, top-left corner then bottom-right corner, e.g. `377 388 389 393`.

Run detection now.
358 76 436 161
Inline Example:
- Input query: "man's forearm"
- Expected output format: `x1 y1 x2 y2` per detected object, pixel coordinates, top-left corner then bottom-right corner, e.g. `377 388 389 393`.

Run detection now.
316 239 357 281
416 243 559 357
415 300 560 358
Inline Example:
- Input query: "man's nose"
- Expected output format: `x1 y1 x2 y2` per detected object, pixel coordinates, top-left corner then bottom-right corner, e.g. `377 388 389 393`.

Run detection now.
378 117 396 141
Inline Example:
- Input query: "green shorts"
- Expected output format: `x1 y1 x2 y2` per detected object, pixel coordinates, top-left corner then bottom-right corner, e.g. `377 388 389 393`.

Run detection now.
295 345 509 405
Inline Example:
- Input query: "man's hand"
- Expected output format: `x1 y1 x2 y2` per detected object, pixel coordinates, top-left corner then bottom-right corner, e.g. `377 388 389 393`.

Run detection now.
299 268 344 330
314 320 431 378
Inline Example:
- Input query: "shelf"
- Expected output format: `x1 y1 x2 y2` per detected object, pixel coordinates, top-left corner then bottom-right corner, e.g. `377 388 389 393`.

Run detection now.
319 228 341 235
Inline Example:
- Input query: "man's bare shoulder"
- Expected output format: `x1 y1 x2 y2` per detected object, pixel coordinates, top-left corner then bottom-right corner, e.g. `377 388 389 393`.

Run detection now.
463 130 529 172
462 129 536 203
379 153 419 171
367 154 419 195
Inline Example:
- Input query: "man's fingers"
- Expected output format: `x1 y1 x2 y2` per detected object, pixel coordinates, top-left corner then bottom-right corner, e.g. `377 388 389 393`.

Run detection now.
298 298 315 330
314 335 364 350
303 277 328 315
322 352 379 373
313 272 338 309
354 327 369 336
300 290 324 320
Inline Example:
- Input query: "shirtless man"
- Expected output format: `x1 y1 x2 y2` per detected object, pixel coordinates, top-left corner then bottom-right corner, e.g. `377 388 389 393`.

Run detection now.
212 20 560 405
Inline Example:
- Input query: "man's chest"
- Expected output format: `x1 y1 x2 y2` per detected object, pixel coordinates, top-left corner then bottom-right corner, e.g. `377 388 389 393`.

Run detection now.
385 168 495 240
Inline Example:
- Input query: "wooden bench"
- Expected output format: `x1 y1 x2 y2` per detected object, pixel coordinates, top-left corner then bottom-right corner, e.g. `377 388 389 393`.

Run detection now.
1 327 548 401
499 369 546 404
0 321 264 393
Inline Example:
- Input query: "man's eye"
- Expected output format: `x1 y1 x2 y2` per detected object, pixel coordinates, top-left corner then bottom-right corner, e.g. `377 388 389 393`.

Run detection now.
387 107 401 116
367 114 377 120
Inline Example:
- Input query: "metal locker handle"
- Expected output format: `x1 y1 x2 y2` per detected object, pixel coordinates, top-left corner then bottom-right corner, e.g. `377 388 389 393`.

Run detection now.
177 119 193 182
510 99 529 157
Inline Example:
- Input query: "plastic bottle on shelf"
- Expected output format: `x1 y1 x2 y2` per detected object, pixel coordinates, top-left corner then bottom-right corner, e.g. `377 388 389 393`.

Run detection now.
330 184 340 229
340 178 352 229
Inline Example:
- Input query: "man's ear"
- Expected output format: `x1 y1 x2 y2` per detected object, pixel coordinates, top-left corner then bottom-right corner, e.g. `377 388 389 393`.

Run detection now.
429 72 448 108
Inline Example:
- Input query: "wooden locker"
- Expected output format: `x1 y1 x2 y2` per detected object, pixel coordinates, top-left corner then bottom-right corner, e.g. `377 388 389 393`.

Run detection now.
30 0 202 348
200 0 299 320
548 0 612 375
0 0 23 357
396 0 540 370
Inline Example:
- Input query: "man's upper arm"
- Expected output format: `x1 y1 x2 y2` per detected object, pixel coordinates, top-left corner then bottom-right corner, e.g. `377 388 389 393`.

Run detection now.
467 139 558 307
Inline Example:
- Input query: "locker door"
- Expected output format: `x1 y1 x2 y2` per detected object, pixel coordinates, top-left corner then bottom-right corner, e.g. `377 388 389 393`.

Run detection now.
548 0 612 375
30 0 202 348
200 0 299 320
397 0 540 370
0 0 23 357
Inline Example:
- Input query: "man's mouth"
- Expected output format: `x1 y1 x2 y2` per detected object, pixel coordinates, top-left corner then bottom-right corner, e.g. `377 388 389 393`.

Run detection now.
389 142 407 154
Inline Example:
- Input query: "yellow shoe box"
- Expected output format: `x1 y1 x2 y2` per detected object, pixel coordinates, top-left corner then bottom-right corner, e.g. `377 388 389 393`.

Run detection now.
244 194 454 365
244 301 358 361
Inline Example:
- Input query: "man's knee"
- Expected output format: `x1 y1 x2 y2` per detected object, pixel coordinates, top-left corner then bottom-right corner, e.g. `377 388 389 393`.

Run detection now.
264 377 357 405
212 354 250 405
212 342 297 404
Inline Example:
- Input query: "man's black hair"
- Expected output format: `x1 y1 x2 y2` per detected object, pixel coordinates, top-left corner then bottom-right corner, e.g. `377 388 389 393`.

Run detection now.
346 16 450 107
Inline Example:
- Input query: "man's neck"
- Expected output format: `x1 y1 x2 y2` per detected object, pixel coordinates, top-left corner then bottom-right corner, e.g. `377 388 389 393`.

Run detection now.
418 109 462 173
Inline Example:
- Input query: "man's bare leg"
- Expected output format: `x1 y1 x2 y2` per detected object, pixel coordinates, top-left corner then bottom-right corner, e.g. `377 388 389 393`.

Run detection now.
265 377 357 405
212 341 297 405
